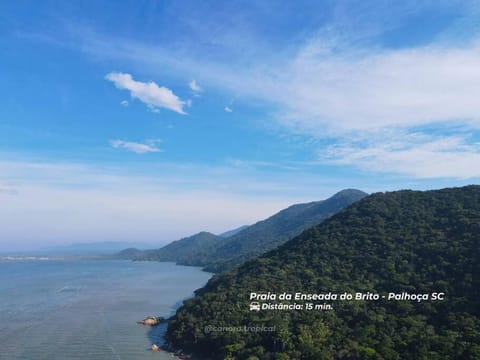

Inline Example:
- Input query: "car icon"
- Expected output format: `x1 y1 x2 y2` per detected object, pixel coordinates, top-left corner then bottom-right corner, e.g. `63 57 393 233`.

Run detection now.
250 302 261 311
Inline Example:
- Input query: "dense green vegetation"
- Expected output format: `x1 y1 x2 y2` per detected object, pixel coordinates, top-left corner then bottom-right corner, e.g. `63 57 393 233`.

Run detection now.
219 225 250 238
127 231 226 266
119 189 366 272
204 189 367 272
166 186 480 359
116 247 145 259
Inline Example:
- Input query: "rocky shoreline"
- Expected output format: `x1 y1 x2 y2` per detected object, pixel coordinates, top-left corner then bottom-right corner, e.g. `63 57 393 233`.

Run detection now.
159 343 192 360
136 316 193 359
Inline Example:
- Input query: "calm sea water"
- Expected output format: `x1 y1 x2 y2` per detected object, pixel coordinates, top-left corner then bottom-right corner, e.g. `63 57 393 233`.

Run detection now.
0 259 211 359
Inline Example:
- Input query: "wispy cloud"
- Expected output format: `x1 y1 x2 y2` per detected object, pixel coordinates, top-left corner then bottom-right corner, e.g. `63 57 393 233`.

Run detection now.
227 158 299 171
105 72 186 114
224 106 232 113
272 41 480 134
189 79 202 93
97 38 480 179
33 9 480 180
110 139 162 154
120 99 129 107
322 132 480 179
91 31 480 134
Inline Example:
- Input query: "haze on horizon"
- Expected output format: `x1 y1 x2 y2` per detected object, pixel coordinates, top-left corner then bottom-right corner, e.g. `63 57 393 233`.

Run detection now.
1 0 480 251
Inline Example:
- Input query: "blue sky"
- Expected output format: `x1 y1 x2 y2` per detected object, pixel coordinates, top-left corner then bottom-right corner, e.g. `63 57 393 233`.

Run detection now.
1 0 480 250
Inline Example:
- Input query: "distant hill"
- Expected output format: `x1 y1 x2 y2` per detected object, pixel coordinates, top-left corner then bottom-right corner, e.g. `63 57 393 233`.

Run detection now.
166 185 480 360
203 189 367 272
218 225 249 238
43 241 151 255
116 247 145 259
125 232 226 266
120 189 367 272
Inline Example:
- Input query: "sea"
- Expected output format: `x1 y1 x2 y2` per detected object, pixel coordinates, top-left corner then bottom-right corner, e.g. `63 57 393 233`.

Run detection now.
0 258 212 359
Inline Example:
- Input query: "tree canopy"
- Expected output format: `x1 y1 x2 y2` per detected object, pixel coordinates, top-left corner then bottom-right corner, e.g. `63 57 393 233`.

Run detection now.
166 186 480 359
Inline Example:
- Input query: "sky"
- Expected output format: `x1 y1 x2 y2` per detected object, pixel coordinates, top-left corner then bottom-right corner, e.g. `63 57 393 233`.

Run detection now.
1 0 480 250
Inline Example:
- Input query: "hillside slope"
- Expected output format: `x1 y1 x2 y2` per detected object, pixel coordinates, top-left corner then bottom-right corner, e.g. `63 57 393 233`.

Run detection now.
166 186 480 359
219 225 250 238
133 232 225 266
205 189 367 272
118 189 367 272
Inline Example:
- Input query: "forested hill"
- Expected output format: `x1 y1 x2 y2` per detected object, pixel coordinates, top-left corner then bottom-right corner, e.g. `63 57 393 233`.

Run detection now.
118 189 366 272
219 225 250 238
122 231 225 266
166 185 480 359
204 189 367 272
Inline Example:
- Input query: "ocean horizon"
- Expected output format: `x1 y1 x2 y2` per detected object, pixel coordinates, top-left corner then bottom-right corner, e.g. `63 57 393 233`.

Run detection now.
0 258 211 359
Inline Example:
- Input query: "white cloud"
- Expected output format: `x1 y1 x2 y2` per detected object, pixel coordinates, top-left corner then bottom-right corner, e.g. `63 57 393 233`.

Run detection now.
148 105 160 113
105 72 186 114
189 79 202 93
120 99 129 107
224 106 233 113
110 139 161 154
95 36 480 134
56 25 480 179
271 42 480 134
323 133 480 179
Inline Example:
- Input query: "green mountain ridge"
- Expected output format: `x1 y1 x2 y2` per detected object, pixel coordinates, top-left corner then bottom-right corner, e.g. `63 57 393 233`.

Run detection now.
204 189 368 272
220 225 250 238
118 189 367 272
133 231 226 266
165 185 480 359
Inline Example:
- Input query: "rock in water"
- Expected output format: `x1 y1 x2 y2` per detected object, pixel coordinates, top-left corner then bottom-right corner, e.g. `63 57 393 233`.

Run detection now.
136 316 164 326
